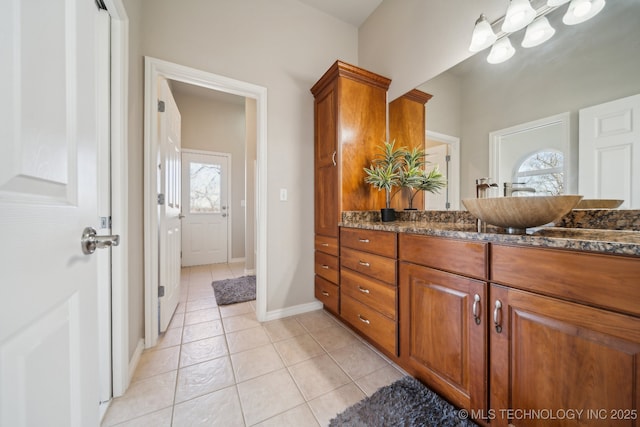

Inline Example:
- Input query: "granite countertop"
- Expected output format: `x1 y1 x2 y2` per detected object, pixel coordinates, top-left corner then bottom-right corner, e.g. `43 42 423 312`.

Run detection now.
340 210 640 257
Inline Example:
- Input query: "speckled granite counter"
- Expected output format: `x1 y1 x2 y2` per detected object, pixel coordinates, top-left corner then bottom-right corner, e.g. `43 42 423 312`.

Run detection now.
340 210 640 257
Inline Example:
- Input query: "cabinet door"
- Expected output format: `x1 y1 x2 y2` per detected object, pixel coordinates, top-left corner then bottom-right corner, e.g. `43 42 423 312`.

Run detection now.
490 284 640 427
399 262 487 413
314 86 339 237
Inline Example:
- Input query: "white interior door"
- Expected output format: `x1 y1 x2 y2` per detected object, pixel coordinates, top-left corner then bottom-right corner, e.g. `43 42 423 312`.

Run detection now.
158 78 182 332
425 143 449 210
579 93 640 208
0 1 107 426
181 151 230 266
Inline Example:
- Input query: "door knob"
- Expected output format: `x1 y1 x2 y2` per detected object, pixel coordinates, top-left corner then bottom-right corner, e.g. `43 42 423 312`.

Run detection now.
81 227 120 255
178 213 185 219
222 213 227 217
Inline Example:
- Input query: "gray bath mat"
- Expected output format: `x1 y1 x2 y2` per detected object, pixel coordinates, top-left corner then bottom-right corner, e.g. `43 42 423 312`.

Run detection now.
211 275 256 305
330 376 478 427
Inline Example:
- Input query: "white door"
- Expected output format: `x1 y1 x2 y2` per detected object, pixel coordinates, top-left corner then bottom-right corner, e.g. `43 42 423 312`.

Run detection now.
181 151 230 266
158 78 182 333
425 144 449 210
579 94 640 208
0 1 108 426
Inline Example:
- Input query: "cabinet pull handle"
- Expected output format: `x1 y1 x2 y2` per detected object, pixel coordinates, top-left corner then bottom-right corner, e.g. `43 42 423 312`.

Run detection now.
321 243 329 247
358 286 370 294
358 238 370 243
493 300 503 333
358 260 370 267
332 151 337 166
321 291 330 297
358 314 370 325
321 265 330 269
472 294 481 325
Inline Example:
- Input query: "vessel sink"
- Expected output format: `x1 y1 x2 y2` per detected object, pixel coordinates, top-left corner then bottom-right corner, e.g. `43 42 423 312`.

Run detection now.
462 195 583 234
575 199 624 209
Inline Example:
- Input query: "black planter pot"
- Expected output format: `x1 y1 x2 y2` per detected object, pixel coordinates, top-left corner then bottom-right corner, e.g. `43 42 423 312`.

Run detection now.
380 208 396 222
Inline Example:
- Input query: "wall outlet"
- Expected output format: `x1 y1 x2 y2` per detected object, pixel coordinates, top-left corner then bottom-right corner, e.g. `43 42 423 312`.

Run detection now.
279 188 288 201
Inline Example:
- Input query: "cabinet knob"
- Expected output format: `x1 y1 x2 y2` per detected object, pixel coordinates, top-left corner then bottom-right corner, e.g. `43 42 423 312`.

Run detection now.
321 265 330 269
358 286 370 294
358 238 370 243
358 260 370 267
321 291 330 297
357 314 370 325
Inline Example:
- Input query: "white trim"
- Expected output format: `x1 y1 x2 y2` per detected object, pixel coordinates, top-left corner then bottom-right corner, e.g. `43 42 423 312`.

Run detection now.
103 0 130 398
127 339 145 382
489 112 571 194
230 257 246 263
243 268 256 275
263 301 324 322
144 57 268 348
426 130 461 210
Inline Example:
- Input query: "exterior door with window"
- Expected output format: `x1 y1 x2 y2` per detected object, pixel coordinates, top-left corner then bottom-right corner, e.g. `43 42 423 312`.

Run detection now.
181 151 229 266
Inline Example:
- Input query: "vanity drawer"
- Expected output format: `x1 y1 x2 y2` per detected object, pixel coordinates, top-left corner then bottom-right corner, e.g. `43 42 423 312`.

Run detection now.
315 276 339 313
341 247 396 285
315 235 339 256
341 268 397 319
491 244 640 317
341 228 397 258
341 294 397 355
399 234 488 280
315 251 339 284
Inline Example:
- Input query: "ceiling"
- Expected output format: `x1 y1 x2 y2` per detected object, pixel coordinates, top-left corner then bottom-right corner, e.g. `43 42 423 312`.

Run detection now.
296 0 383 27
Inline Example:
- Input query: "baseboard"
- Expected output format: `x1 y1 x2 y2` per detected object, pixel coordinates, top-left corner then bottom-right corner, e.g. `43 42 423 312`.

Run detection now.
244 268 256 275
263 301 323 321
229 257 245 263
127 338 145 386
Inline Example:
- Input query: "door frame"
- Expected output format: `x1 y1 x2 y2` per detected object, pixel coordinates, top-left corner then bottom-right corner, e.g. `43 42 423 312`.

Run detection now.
426 130 461 210
144 57 268 347
181 149 233 266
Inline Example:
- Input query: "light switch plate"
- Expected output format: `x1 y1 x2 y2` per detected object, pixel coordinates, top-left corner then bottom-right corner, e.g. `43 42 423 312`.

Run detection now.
280 188 287 201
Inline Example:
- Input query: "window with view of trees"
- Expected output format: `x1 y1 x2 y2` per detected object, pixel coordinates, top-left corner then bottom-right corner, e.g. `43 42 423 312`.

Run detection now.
514 150 564 195
189 162 221 213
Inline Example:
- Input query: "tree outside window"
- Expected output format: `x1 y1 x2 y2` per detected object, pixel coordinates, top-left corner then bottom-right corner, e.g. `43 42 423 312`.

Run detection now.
513 150 564 195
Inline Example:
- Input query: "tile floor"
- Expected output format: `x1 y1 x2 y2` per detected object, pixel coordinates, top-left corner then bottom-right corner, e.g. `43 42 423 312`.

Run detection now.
102 263 407 426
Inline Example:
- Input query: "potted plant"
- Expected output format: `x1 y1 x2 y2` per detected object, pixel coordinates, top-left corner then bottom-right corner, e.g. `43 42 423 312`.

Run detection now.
408 166 447 209
398 147 428 210
364 140 405 221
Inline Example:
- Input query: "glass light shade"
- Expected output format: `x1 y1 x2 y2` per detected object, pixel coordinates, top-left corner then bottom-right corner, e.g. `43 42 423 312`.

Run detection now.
502 0 536 33
563 0 606 25
487 37 516 64
469 14 498 52
522 16 556 47
547 0 570 6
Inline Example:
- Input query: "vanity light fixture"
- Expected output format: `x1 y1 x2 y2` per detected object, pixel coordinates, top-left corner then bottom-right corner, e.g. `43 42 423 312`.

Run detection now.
469 14 498 52
502 0 536 33
547 0 570 6
487 37 516 64
562 0 606 25
522 16 556 48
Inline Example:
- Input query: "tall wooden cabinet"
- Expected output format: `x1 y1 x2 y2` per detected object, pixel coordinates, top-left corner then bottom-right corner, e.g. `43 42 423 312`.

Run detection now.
310 61 391 314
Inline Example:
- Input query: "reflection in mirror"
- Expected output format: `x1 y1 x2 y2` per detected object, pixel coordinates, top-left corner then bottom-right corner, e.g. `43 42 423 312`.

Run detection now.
417 0 640 206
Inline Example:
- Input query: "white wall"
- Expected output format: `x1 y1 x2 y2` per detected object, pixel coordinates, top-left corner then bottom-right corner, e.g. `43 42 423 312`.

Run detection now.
124 0 358 317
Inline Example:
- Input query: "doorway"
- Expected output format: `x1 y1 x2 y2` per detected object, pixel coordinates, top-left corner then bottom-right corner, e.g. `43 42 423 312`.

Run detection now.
143 57 268 348
426 130 461 210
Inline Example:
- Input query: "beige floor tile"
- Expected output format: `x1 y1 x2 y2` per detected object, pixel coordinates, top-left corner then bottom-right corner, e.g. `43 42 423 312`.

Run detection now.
273 334 325 366
307 383 366 427
175 302 186 314
262 317 306 342
226 326 271 354
236 369 305 426
296 310 339 332
168 311 185 329
219 301 254 318
172 386 245 427
182 319 224 343
184 307 221 325
230 344 285 382
101 371 176 426
329 341 388 380
222 312 260 333
155 328 183 349
187 289 216 302
175 356 236 403
186 297 218 312
355 365 405 396
308 325 360 352
106 407 172 427
132 346 180 381
180 335 229 367
288 354 351 400
253 403 320 427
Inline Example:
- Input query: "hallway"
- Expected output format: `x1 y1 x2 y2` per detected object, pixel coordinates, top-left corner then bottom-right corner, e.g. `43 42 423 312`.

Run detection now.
102 263 406 426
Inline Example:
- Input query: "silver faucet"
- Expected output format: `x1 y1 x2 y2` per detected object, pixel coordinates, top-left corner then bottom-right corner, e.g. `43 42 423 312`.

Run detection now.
476 178 498 198
504 182 536 197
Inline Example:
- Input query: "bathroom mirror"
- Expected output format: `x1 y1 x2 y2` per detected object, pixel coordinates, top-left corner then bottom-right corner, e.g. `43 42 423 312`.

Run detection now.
416 0 640 205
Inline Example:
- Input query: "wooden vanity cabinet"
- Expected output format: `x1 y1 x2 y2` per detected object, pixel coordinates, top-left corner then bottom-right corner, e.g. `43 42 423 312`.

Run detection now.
398 234 488 414
311 61 391 315
339 228 398 356
489 245 640 427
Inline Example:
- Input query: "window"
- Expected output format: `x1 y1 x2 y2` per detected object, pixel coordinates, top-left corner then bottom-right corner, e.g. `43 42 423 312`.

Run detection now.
189 162 221 213
513 150 564 195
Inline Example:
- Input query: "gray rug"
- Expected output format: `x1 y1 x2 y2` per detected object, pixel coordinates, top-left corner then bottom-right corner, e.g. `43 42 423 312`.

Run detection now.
329 376 478 427
211 275 256 305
